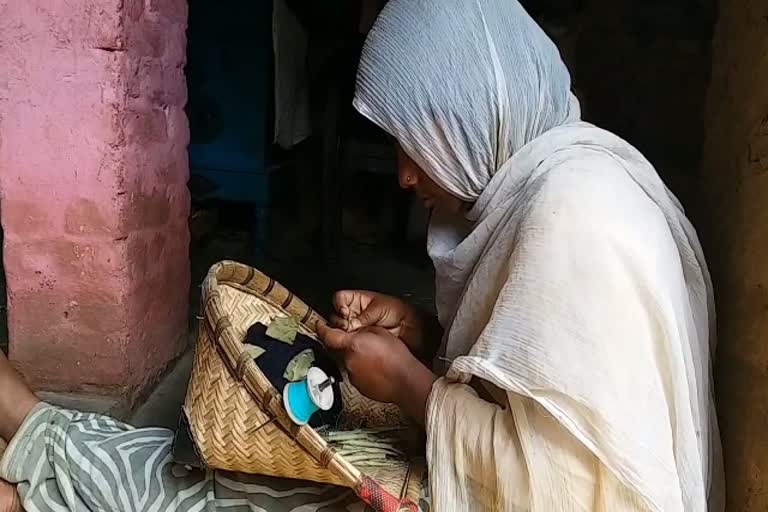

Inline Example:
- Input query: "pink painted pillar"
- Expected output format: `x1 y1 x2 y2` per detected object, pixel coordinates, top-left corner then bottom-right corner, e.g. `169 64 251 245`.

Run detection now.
0 0 190 403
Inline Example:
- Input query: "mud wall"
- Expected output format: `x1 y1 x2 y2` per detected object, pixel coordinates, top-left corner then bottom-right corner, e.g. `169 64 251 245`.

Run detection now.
700 0 768 509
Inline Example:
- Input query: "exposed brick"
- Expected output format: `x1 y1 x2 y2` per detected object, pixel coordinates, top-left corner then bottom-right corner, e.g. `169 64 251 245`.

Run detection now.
167 182 192 219
126 20 165 58
125 233 151 279
157 159 189 185
1 200 53 237
83 0 125 50
125 55 184 108
162 66 187 108
123 0 144 22
147 0 188 22
8 291 130 391
11 342 130 393
128 261 189 330
166 104 190 142
120 188 173 231
17 281 130 336
121 107 168 146
1 0 189 401
65 298 128 335
1 1 125 53
123 223 189 291
64 198 119 236
162 23 187 69
4 239 122 290
124 258 189 399
147 230 170 265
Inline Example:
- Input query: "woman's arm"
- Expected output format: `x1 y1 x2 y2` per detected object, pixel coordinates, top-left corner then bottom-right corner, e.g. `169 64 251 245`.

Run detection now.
317 323 438 426
427 380 530 509
394 355 438 427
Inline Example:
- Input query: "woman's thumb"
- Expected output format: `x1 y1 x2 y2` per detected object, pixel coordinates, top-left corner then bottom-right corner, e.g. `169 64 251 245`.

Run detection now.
316 321 353 350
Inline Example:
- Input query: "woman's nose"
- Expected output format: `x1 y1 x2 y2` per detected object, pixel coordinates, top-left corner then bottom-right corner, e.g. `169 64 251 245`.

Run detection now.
398 168 417 189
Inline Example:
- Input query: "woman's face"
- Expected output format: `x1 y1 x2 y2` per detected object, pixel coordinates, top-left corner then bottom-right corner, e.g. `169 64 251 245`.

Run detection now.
397 146 466 214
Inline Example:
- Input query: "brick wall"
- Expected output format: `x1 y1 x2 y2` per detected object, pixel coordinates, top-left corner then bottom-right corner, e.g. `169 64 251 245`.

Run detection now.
700 0 768 509
0 0 189 403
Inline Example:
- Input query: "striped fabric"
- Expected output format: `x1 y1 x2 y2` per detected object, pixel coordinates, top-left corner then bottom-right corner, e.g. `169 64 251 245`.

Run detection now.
0 404 430 512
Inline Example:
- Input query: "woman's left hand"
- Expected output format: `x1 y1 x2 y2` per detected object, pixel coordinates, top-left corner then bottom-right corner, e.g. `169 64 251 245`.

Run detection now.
316 323 437 425
316 324 413 403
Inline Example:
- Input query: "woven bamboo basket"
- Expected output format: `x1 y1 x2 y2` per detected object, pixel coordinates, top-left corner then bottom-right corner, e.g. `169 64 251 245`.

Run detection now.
184 261 424 511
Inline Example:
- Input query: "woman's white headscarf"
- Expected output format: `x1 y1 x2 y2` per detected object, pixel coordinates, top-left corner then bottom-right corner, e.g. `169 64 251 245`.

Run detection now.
355 0 578 201
355 1 723 511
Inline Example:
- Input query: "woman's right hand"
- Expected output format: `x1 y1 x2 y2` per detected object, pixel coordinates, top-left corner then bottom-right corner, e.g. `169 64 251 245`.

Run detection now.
329 291 425 356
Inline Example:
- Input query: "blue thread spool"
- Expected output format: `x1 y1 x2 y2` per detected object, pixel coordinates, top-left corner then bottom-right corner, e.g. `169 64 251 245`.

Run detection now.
284 367 335 425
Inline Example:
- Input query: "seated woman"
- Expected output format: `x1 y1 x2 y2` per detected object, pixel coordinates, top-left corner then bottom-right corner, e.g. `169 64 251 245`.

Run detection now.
318 1 724 507
1 0 723 510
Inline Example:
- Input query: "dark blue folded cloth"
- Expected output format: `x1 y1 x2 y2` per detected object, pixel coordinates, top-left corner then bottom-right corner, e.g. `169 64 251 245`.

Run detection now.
245 322 343 428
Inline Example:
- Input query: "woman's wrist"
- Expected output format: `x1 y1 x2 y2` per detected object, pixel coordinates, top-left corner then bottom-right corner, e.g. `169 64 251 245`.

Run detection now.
394 356 438 428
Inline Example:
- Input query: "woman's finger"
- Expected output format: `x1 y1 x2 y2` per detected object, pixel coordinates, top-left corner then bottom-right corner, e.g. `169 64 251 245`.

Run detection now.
333 291 373 318
329 314 350 330
316 322 354 351
332 291 356 316
350 304 386 331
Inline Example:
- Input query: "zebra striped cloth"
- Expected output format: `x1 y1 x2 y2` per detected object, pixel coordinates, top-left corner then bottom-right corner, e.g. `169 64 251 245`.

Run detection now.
0 404 430 512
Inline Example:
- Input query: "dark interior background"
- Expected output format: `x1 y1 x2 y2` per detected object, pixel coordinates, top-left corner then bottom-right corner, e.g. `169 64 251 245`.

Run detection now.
1 0 720 354
522 0 717 207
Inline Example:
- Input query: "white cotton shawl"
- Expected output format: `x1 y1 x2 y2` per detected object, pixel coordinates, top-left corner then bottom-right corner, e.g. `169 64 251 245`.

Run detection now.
354 0 724 511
